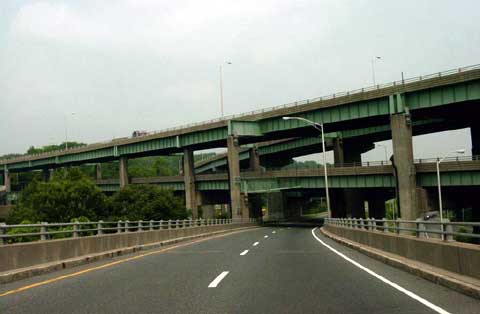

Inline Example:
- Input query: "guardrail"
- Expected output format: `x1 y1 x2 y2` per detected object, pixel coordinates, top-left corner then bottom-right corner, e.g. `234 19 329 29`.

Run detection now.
1 63 479 165
324 217 480 242
0 218 257 245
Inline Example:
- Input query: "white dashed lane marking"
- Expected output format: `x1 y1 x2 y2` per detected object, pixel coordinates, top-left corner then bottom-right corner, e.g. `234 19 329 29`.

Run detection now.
208 271 229 288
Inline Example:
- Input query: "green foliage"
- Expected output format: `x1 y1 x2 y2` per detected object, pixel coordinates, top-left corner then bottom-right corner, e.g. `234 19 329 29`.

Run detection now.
453 226 476 244
109 185 187 221
26 142 86 155
5 220 39 243
8 169 108 224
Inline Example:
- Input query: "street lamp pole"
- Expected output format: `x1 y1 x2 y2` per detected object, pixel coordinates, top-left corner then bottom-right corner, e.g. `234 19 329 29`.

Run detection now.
219 62 232 117
371 56 381 86
283 116 331 217
437 149 465 238
64 112 76 150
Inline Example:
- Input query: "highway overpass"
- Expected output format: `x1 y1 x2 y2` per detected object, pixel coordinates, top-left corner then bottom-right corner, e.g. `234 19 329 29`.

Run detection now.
1 64 480 220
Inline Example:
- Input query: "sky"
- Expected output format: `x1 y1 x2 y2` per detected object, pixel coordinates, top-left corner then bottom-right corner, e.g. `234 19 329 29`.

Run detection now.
0 0 479 161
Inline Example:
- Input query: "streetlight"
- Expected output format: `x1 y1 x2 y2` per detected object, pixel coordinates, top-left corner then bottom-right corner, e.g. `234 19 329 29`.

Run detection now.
437 149 465 237
375 143 388 161
282 116 330 217
219 61 232 117
64 112 76 150
371 56 381 86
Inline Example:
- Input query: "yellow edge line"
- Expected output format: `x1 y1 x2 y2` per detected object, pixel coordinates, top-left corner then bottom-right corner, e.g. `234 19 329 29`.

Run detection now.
0 227 255 297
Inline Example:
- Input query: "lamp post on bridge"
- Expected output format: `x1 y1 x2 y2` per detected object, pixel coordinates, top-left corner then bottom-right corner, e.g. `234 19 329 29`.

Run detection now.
282 116 330 217
437 149 465 238
219 61 232 117
371 56 382 86
64 112 76 150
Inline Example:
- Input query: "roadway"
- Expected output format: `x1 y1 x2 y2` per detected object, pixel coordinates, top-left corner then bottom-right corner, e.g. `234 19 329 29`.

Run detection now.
1 227 479 314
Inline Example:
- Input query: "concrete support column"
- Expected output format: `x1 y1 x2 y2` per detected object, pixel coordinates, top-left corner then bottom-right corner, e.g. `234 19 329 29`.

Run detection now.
332 138 344 165
471 126 480 156
390 113 417 220
249 147 261 171
227 136 244 219
119 157 129 188
183 148 198 218
330 189 346 218
4 170 11 193
96 164 102 180
43 169 54 182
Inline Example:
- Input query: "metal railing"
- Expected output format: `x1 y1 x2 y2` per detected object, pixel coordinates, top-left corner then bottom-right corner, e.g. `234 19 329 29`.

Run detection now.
0 218 257 245
324 217 480 242
1 63 479 165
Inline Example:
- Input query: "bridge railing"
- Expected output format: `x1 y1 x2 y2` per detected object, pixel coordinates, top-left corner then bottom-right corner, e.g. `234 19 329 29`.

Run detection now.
324 217 480 242
0 218 257 245
2 64 479 165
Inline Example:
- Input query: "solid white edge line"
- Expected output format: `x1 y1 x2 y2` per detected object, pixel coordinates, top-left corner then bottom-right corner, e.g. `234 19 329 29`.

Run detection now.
240 250 249 256
253 242 259 246
310 228 450 314
208 271 229 288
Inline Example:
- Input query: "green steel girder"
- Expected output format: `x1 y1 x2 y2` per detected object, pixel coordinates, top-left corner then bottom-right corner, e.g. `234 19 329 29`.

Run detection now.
406 81 480 111
417 171 480 187
2 72 480 174
259 97 390 135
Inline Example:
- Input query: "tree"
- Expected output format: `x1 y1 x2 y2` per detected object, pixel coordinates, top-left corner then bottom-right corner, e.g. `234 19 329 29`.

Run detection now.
109 185 187 221
8 168 108 223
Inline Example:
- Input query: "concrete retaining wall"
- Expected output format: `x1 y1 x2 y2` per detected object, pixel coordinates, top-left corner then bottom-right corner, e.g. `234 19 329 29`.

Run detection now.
0 224 254 272
324 225 480 280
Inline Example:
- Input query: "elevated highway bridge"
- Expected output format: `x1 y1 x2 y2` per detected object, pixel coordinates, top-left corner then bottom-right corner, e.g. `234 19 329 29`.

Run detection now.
1 64 480 220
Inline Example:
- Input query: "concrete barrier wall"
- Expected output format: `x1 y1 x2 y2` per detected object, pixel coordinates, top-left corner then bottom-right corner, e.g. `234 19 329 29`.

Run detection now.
324 225 480 280
0 224 255 272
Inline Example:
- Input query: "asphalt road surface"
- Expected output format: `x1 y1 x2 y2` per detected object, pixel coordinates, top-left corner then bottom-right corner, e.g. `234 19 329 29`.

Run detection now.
1 226 479 314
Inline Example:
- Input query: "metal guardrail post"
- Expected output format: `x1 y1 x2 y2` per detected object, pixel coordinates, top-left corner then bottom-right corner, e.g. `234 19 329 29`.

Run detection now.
159 220 163 230
415 219 420 238
117 220 122 233
176 219 179 229
372 219 377 231
40 222 48 241
445 223 453 241
138 220 143 232
168 219 171 229
367 218 372 231
0 223 5 245
395 219 400 235
98 220 103 235
149 220 154 231
125 220 130 232
73 222 80 238
382 218 386 232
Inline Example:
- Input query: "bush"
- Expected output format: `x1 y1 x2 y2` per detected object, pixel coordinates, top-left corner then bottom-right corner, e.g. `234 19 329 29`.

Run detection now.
109 184 187 221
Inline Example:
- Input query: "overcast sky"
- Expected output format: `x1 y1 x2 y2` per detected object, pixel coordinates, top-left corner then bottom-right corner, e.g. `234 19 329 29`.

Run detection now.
1 0 479 161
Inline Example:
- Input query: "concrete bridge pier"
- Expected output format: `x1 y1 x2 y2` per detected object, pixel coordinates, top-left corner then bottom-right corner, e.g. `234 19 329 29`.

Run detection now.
249 147 261 171
119 157 129 188
390 112 418 220
227 136 250 220
43 168 54 181
330 189 346 218
333 137 370 218
96 164 102 180
3 168 11 193
183 148 198 219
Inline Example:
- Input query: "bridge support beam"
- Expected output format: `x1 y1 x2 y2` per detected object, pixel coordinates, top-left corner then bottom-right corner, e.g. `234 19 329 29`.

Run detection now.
183 148 198 219
96 164 102 180
227 136 249 220
333 137 366 217
4 170 11 193
249 147 261 171
43 169 54 182
391 113 418 220
119 157 129 188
